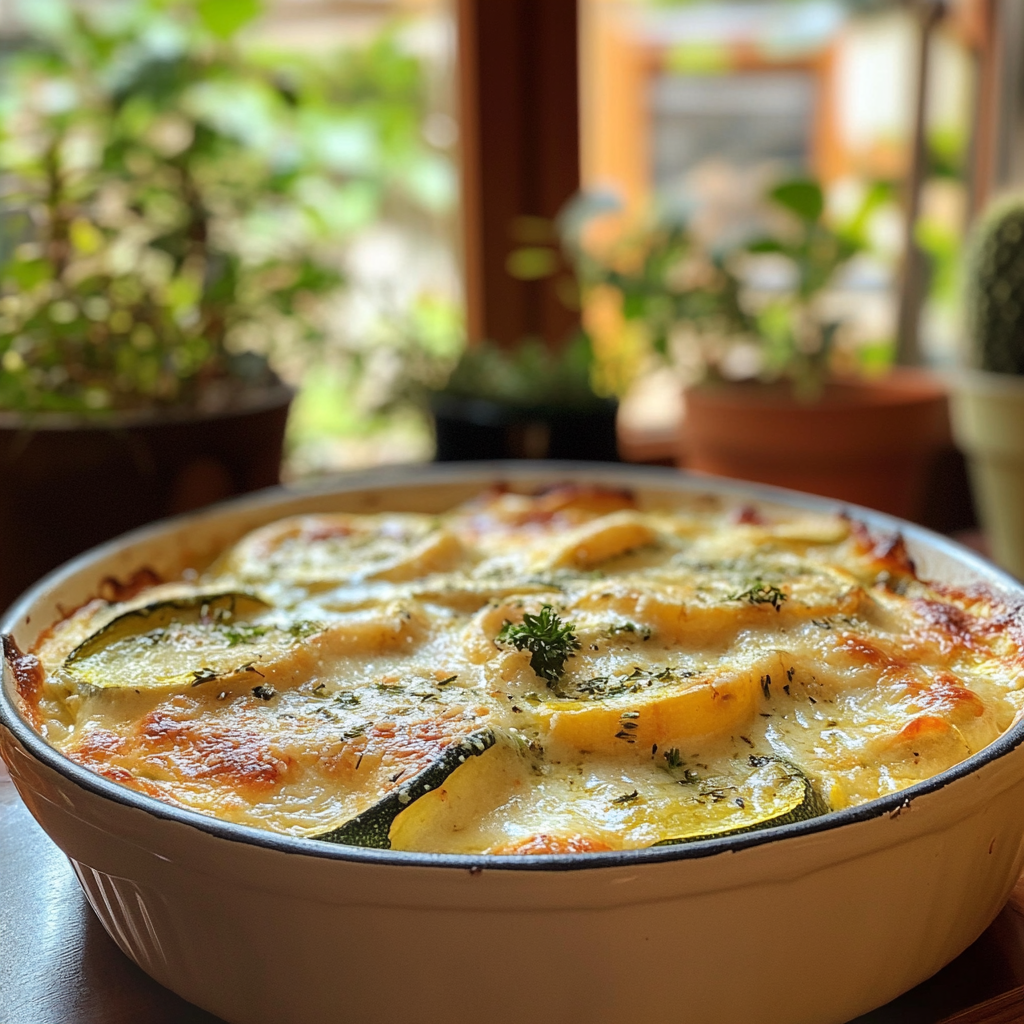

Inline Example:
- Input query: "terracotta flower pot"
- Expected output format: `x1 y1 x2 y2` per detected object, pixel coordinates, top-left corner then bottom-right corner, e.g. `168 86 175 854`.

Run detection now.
0 385 292 611
680 370 950 519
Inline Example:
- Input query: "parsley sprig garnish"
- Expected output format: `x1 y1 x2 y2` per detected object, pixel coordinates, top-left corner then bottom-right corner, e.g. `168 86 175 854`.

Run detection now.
496 604 580 686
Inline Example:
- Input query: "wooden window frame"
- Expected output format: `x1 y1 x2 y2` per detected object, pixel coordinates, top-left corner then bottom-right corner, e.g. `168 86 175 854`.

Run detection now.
456 0 580 349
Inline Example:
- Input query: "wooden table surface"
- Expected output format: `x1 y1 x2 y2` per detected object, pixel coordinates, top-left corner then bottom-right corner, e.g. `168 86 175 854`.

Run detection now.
2 758 1022 1024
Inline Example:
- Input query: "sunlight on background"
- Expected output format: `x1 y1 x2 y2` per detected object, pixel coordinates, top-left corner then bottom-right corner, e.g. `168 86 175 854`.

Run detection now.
580 0 978 439
254 0 461 477
0 0 988 477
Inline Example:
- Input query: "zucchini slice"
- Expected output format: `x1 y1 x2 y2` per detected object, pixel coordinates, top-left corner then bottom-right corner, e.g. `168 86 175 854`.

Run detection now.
313 728 497 848
527 654 787 755
567 564 864 643
651 756 829 847
389 750 829 854
62 590 317 691
388 733 532 853
219 514 467 587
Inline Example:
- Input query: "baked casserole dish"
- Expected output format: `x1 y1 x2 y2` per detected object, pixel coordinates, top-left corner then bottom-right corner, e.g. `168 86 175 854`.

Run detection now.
2 464 1023 1024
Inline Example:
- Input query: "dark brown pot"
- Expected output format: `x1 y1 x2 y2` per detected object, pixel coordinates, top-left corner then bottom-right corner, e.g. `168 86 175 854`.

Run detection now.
431 395 620 462
0 386 292 611
680 370 951 520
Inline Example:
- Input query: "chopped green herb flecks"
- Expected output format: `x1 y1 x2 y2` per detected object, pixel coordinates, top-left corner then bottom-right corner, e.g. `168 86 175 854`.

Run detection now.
660 747 699 782
219 622 269 646
607 622 652 640
288 620 323 640
496 604 580 686
728 580 787 610
573 665 688 699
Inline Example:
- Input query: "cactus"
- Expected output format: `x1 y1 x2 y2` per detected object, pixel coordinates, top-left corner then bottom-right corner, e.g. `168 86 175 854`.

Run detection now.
966 193 1024 374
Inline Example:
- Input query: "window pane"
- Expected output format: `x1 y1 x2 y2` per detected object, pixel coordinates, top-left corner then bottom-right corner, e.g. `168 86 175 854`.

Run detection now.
580 0 978 414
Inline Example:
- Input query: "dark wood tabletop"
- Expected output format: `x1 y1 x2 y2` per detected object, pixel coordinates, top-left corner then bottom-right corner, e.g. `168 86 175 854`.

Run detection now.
2 759 1022 1024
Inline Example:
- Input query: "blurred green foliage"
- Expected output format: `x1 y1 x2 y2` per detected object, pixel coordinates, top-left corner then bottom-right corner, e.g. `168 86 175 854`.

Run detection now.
562 192 749 363
0 0 450 414
742 177 889 396
427 211 608 410
439 334 603 410
565 176 892 400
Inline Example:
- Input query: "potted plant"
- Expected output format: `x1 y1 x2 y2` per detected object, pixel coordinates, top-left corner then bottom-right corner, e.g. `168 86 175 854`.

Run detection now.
0 0 354 605
578 178 950 520
391 206 619 463
950 192 1024 577
429 333 619 462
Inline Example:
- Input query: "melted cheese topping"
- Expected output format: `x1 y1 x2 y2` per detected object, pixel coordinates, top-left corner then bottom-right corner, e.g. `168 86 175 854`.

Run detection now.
23 484 1024 855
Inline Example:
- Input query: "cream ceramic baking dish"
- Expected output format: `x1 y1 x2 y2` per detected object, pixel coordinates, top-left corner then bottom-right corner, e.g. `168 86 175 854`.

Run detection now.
2 462 1023 1024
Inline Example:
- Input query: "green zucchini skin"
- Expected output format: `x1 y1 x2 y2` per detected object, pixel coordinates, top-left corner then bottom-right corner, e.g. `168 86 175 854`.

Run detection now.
651 758 829 848
65 591 271 666
313 728 498 849
61 590 296 691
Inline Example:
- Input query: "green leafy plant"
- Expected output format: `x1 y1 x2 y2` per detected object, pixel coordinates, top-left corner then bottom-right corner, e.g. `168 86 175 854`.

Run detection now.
566 177 890 400
429 209 613 410
439 333 604 409
496 604 581 685
561 194 750 362
741 178 885 397
365 209 608 413
0 0 443 415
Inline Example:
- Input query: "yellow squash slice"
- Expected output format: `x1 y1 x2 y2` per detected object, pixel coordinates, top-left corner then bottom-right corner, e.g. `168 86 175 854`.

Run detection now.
529 653 788 754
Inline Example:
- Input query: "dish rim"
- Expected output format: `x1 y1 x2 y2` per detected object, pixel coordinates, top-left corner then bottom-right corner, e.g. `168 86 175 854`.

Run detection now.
2 459 1023 873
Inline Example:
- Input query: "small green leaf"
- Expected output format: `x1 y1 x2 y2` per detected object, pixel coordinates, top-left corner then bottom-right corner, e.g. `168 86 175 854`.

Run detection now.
622 292 647 320
197 0 262 40
770 180 824 222
506 246 560 281
6 257 52 290
69 219 104 255
747 237 785 255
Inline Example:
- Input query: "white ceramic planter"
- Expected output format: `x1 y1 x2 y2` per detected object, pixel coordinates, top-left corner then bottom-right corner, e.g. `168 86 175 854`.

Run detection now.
2 463 1024 1024
951 369 1024 578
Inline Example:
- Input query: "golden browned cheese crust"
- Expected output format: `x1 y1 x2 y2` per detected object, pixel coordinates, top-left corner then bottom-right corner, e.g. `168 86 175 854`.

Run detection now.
23 485 1024 854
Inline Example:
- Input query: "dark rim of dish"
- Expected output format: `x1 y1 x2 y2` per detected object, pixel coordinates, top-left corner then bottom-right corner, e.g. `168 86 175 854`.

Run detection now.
2 461 1023 873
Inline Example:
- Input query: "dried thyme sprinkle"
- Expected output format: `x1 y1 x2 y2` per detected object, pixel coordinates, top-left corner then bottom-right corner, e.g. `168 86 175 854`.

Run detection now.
728 580 787 611
607 622 652 640
190 667 218 686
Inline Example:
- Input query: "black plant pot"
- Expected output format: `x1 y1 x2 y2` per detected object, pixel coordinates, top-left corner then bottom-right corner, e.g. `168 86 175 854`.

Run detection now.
431 395 619 462
0 386 292 610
